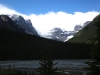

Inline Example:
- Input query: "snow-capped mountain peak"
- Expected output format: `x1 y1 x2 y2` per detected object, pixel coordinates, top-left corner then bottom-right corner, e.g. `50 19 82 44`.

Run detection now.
44 27 76 41
43 21 91 42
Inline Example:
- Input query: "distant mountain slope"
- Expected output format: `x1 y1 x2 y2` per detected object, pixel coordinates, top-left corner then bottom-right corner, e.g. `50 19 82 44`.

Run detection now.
74 21 91 31
44 27 77 42
68 14 100 44
43 21 90 42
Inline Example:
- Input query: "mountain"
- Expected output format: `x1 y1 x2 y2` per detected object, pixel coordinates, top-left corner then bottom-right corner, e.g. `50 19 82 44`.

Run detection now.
9 14 38 35
44 27 77 42
74 25 82 31
83 21 91 27
0 14 38 36
44 21 90 42
1 14 92 42
74 21 91 31
68 14 100 44
0 15 25 33
0 15 91 60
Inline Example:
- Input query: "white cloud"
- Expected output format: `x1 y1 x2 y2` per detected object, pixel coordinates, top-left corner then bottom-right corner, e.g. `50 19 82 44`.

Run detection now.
64 35 74 42
0 4 19 15
0 4 100 35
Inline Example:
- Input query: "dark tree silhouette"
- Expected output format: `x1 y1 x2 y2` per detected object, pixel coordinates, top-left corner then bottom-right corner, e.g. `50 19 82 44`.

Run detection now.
38 45 58 75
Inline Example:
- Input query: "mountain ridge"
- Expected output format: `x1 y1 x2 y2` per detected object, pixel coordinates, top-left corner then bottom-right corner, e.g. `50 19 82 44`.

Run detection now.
0 14 91 60
0 14 92 42
9 14 38 35
0 15 25 33
45 21 91 42
68 14 100 44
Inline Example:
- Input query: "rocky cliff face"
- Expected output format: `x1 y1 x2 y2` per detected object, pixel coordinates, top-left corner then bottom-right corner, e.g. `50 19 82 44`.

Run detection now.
0 14 38 36
9 14 38 35
0 15 25 33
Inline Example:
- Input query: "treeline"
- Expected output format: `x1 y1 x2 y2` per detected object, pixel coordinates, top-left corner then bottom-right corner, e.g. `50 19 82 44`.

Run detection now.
0 27 91 60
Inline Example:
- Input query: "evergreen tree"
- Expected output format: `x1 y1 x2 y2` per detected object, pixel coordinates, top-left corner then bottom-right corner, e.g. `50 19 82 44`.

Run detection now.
84 16 100 75
38 45 58 75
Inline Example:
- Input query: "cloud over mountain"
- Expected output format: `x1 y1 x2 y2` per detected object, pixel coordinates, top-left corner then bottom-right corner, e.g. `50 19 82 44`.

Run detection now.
0 4 99 35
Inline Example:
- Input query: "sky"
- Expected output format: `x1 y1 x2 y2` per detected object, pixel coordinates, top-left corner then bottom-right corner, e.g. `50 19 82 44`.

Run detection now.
0 0 100 35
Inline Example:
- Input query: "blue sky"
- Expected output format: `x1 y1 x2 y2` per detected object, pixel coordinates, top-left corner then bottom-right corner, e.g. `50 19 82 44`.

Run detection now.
0 0 100 15
0 0 100 35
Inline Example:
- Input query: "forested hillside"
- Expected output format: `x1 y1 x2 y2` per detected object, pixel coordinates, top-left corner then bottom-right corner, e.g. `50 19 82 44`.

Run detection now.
0 27 91 60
